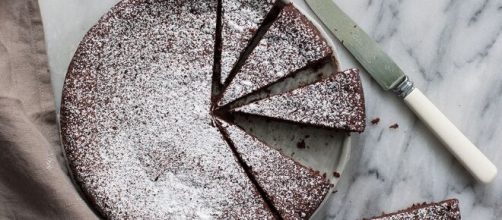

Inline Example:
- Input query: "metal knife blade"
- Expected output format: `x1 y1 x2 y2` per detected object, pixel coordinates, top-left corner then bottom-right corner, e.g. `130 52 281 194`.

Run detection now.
306 0 405 90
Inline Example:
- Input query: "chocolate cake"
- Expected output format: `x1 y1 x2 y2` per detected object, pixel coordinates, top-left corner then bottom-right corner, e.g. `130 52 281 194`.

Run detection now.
235 69 366 132
60 0 363 219
218 4 333 106
365 199 461 220
218 121 332 219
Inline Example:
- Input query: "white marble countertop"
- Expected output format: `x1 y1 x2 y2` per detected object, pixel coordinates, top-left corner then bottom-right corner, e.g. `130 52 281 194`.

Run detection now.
40 0 502 219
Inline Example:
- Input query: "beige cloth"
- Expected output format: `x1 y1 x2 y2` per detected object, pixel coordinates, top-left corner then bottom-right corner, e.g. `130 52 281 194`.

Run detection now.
0 0 98 219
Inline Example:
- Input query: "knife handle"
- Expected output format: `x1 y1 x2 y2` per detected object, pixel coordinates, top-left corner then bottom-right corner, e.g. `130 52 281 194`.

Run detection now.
403 87 497 183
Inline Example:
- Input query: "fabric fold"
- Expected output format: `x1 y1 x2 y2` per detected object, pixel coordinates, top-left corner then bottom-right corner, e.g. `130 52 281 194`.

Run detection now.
0 0 98 219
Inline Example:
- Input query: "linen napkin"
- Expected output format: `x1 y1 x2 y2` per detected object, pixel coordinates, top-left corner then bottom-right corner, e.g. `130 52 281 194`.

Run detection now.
0 0 98 218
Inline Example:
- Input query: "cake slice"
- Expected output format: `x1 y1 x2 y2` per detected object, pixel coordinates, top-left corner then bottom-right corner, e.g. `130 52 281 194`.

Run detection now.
235 69 366 132
365 199 461 220
219 4 333 106
217 121 333 219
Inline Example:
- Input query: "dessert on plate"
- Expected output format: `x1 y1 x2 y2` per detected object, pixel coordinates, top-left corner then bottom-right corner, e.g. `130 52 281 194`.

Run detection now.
60 0 366 218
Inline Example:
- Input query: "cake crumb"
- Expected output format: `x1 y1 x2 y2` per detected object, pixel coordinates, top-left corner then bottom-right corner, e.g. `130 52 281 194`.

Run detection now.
370 117 380 125
297 140 306 149
333 171 340 178
389 123 399 129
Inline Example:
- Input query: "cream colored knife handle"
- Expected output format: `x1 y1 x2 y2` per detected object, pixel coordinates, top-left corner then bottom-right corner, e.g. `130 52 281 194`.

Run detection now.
403 87 497 183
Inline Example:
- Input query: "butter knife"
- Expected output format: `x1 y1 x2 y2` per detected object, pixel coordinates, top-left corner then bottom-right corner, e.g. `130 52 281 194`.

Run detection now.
305 0 497 183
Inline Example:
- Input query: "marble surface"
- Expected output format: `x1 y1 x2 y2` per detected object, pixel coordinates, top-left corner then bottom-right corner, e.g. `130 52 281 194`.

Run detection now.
39 0 502 219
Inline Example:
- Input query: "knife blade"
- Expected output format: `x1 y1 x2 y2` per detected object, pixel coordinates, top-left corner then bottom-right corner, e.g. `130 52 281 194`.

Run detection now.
306 0 497 183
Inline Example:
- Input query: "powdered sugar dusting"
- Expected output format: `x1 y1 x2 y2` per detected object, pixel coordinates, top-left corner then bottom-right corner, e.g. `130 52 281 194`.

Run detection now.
221 122 332 219
60 0 273 218
220 0 275 83
237 69 366 132
220 4 332 105
368 199 461 220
